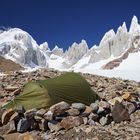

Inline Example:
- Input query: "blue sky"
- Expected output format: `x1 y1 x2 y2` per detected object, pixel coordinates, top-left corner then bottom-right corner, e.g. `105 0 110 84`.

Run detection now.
0 0 140 49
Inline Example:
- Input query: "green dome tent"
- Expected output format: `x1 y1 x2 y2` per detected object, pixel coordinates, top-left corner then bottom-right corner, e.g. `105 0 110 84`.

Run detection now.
3 73 100 110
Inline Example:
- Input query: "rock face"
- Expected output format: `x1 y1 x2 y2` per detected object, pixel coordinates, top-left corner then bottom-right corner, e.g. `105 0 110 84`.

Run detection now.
0 28 48 67
64 40 89 66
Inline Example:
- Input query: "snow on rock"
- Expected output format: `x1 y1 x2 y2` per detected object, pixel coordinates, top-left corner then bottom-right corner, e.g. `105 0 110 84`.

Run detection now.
52 45 64 56
129 15 140 35
0 28 48 67
64 40 89 67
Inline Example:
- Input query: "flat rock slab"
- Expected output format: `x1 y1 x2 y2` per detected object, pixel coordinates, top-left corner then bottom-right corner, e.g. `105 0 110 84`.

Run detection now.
112 101 130 123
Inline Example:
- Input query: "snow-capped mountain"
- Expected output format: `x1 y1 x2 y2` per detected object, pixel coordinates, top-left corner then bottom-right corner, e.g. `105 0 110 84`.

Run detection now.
1 16 140 81
0 28 48 67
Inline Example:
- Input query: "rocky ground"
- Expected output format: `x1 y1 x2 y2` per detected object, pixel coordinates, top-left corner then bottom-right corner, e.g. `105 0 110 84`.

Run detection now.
0 57 22 72
0 69 140 140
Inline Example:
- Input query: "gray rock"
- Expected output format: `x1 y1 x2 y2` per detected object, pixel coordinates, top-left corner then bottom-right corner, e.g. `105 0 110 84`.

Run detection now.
48 121 62 132
36 108 46 117
90 103 99 113
123 101 136 114
88 119 95 125
15 106 25 114
34 115 43 122
38 119 48 131
24 108 37 119
17 118 31 132
97 107 105 114
88 113 99 122
98 100 110 109
67 108 80 116
50 101 70 117
72 103 86 111
99 116 108 126
44 111 53 121
83 117 88 125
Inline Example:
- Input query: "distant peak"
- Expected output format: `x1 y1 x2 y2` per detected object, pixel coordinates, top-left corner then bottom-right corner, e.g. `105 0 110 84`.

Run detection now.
117 22 127 34
132 15 138 23
129 15 140 33
81 39 86 43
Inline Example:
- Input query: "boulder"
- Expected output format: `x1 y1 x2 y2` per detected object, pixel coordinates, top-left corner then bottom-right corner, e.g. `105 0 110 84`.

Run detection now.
123 101 136 114
38 119 48 131
36 109 46 117
98 100 110 109
50 101 70 116
44 111 53 121
99 116 108 126
90 103 99 113
17 118 31 133
88 113 99 122
24 108 37 119
34 115 43 122
67 108 80 116
81 106 92 117
71 103 86 111
48 121 62 132
60 116 83 130
112 101 130 123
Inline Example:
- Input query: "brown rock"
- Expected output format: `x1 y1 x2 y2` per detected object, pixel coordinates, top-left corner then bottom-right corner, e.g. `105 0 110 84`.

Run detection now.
2 108 15 125
122 92 131 100
112 101 130 123
10 112 19 121
81 106 92 117
60 116 83 130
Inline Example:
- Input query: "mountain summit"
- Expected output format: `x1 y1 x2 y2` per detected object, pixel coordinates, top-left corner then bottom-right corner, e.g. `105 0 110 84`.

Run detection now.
0 16 140 81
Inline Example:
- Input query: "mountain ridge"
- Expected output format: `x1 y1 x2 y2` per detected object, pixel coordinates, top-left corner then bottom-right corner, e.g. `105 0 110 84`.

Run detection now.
0 16 140 81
